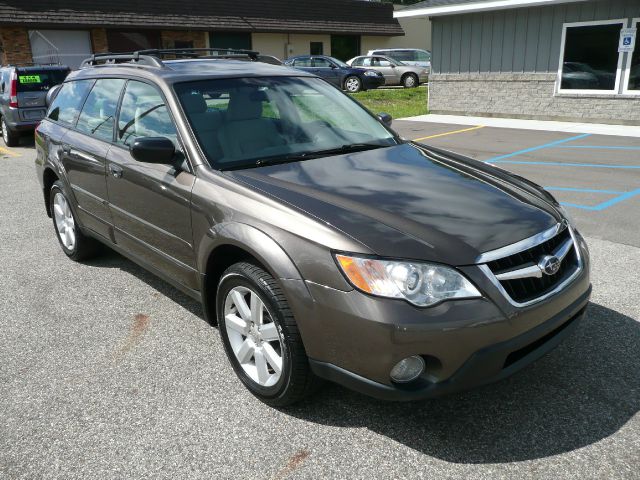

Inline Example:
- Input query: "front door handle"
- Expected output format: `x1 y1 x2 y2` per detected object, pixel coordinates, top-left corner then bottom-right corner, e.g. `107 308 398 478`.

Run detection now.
109 163 123 179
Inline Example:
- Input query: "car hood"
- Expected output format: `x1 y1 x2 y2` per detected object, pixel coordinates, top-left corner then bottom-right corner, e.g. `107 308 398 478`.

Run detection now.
227 143 561 265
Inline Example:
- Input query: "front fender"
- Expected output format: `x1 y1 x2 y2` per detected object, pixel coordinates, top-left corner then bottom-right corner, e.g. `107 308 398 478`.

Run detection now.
197 222 315 326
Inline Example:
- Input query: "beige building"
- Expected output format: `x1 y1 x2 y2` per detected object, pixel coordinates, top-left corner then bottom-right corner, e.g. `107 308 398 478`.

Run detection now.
0 0 409 68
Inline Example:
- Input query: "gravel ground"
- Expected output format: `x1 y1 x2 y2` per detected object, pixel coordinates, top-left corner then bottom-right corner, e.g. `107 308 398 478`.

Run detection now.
0 147 638 479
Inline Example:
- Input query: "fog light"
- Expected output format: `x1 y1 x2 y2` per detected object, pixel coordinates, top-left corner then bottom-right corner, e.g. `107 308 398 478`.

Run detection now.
390 355 425 383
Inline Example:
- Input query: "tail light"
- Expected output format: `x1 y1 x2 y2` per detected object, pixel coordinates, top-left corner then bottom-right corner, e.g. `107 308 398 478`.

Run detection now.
9 71 18 108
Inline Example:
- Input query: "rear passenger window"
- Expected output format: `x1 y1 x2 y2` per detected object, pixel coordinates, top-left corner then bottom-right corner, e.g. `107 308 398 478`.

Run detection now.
294 58 312 67
117 81 178 147
47 80 94 126
76 79 126 142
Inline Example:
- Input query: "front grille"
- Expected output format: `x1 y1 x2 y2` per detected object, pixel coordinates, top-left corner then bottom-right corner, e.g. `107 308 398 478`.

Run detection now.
487 226 579 304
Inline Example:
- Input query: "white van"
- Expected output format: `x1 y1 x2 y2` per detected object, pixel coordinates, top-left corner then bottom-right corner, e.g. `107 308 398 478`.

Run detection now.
366 48 431 69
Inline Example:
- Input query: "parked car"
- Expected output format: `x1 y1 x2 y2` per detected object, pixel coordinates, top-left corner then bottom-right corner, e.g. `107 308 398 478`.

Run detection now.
561 62 615 90
0 64 70 146
284 55 384 92
36 49 590 407
367 48 431 70
347 55 428 88
256 55 284 66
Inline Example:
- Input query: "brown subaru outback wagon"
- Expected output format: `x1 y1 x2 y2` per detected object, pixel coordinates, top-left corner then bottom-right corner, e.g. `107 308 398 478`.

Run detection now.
35 49 591 406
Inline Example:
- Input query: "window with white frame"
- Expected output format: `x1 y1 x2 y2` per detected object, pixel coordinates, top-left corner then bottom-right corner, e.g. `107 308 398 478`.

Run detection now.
623 18 639 93
557 20 626 94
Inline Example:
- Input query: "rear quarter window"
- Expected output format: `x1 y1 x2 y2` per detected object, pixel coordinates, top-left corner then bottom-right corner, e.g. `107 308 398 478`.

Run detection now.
17 70 69 92
47 80 94 126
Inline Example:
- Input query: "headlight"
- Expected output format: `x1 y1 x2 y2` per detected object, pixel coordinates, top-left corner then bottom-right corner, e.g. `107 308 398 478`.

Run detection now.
335 254 481 307
364 71 378 77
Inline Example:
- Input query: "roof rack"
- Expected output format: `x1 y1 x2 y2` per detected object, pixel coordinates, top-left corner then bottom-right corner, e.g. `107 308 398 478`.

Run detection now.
2 62 66 68
80 52 165 69
80 48 261 69
135 48 260 61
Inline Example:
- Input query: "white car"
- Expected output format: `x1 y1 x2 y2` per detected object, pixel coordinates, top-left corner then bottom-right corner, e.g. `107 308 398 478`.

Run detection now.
366 48 431 70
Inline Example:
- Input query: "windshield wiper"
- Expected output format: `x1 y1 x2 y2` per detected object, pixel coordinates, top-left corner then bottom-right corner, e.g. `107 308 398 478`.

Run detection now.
222 143 389 171
314 143 387 156
253 143 387 167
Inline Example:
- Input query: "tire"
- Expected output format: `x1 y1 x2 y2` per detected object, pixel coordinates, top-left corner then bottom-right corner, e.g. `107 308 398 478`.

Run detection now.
402 73 419 88
216 262 319 407
344 75 362 93
49 180 99 261
1 117 19 147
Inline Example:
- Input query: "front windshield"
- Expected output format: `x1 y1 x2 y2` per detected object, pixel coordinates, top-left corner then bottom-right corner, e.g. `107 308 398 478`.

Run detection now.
174 76 398 169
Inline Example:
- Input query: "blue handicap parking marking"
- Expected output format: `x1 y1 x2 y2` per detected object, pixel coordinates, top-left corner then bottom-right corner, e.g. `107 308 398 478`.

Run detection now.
545 187 640 211
483 133 640 211
485 133 592 162
485 133 640 169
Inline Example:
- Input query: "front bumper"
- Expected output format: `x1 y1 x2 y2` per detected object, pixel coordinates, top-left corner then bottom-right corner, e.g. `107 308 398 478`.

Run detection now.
363 75 385 89
288 247 591 401
310 291 588 400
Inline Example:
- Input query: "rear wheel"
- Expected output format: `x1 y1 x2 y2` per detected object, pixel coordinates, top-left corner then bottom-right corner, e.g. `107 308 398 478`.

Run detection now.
1 117 19 147
402 73 419 88
217 262 318 406
344 75 362 93
50 180 99 261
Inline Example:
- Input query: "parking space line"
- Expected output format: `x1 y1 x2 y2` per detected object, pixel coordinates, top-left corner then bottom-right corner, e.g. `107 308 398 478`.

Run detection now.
545 186 627 195
489 160 640 169
413 125 484 141
485 133 591 162
559 188 640 211
555 145 640 150
0 146 20 157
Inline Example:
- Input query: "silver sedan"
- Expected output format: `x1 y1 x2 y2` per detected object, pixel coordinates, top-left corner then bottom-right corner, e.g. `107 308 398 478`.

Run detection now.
346 55 428 88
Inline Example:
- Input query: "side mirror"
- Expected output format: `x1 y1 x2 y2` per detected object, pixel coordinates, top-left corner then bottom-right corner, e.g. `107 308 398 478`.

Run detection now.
330 64 338 69
46 84 62 107
130 137 176 164
377 112 393 127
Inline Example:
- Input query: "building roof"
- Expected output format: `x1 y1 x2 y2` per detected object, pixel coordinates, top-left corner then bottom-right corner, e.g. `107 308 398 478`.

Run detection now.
0 0 404 36
395 0 587 18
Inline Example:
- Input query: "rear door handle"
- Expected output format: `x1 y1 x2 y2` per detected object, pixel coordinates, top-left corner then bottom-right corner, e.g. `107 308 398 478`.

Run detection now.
109 164 123 178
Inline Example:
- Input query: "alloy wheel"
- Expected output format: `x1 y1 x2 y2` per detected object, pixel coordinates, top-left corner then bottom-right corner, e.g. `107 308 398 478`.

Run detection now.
53 192 76 250
1 119 7 143
345 77 361 93
223 286 284 387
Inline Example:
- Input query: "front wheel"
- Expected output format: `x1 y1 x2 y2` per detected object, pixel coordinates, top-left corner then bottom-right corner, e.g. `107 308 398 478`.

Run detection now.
402 73 419 88
1 117 19 147
344 75 362 93
50 180 99 261
217 262 318 406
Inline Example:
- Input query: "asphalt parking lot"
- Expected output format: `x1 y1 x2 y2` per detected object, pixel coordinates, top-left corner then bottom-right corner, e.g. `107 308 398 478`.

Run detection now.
1 126 639 479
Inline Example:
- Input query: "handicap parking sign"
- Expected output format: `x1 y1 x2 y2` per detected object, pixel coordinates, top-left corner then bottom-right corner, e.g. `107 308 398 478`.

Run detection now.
619 28 636 53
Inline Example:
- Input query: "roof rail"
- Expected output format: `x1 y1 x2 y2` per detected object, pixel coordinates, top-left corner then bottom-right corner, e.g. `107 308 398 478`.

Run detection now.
80 52 165 69
2 62 65 68
135 48 260 61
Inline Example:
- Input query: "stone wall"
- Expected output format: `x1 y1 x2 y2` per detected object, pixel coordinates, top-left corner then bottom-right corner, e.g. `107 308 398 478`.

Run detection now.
0 27 32 65
429 73 640 126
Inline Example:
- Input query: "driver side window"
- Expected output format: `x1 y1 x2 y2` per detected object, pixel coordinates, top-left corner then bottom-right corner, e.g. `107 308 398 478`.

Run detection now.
313 58 332 68
117 81 178 147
